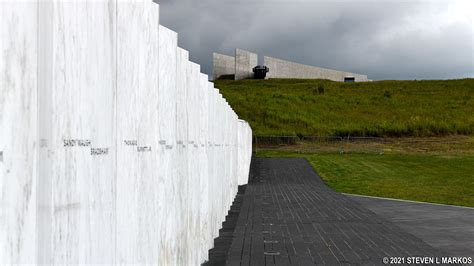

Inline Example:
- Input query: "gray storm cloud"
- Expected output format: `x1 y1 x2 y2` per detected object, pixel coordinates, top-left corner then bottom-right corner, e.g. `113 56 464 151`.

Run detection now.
156 0 473 80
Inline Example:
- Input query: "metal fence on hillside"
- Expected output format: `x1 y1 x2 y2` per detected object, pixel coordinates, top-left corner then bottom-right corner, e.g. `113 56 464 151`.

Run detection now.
253 135 385 154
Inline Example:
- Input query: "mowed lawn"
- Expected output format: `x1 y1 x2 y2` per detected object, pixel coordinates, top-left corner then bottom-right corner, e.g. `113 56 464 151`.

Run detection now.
259 151 474 207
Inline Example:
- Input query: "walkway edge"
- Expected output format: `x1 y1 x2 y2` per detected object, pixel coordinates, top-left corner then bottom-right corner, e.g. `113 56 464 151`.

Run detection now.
343 193 474 209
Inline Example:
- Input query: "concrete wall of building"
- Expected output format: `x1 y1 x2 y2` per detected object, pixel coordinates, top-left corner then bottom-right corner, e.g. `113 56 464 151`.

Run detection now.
264 56 369 82
0 1 252 264
214 49 369 82
235 48 258 80
213 53 235 80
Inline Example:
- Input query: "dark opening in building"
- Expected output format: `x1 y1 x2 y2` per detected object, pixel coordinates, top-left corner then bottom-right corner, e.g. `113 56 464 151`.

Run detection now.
253 65 269 79
344 77 355 82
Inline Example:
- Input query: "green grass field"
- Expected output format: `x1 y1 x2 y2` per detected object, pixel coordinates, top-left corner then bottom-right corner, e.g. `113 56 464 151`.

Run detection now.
258 151 474 207
216 78 474 206
215 79 474 137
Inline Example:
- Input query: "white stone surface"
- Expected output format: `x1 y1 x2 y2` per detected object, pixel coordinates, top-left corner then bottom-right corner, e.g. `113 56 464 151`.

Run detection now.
158 24 179 265
238 120 252 185
36 1 117 264
0 2 38 263
176 47 190 264
37 2 53 263
187 61 202 264
116 1 160 264
0 0 252 264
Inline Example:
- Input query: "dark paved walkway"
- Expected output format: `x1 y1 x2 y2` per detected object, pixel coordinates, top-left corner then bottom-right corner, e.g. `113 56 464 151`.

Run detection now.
226 158 445 265
348 194 474 258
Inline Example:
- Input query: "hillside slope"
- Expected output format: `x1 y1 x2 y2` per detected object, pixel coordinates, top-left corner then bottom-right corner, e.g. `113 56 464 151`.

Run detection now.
215 79 474 137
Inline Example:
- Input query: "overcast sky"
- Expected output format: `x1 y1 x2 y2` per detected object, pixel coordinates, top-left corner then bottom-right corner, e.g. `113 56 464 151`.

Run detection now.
156 0 473 80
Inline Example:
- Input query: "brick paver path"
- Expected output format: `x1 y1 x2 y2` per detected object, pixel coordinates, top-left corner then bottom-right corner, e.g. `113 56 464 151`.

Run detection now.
226 158 444 265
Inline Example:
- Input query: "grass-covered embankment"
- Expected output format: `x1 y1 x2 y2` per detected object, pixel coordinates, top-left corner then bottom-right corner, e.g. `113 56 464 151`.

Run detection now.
258 151 474 207
215 79 474 137
216 78 474 207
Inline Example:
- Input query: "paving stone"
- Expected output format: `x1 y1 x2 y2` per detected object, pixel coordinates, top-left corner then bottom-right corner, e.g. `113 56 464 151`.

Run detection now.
207 158 448 265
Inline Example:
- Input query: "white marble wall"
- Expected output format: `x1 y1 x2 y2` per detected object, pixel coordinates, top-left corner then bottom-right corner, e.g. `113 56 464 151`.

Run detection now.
176 47 190 264
0 2 38 263
116 2 161 263
238 120 253 185
35 1 118 263
0 0 252 265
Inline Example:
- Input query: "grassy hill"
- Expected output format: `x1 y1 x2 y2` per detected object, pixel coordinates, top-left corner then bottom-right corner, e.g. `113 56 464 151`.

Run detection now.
214 79 474 137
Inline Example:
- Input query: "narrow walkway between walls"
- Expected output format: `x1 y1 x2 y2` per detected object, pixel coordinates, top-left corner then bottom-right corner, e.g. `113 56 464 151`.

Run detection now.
221 158 446 265
204 185 247 266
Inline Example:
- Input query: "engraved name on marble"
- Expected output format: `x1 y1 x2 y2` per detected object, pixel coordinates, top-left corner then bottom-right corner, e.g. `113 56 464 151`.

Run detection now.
64 139 92 147
90 148 109 156
137 146 152 152
124 140 138 146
